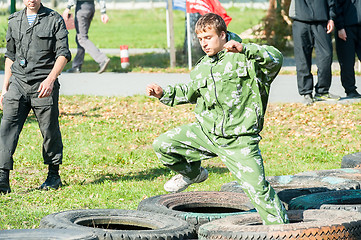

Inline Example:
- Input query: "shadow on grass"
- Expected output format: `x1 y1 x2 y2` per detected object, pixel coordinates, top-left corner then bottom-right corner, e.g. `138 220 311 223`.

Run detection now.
88 165 229 185
60 106 102 118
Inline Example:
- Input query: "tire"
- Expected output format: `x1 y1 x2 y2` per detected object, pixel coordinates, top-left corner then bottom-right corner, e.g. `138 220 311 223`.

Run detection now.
198 209 361 240
137 191 255 234
222 168 361 197
0 229 99 240
39 209 193 240
321 204 361 212
220 181 331 205
341 152 361 168
268 168 361 190
288 189 361 210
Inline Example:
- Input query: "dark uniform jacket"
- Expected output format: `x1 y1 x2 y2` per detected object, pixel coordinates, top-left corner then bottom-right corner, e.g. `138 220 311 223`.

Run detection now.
289 0 336 22
5 4 71 90
335 0 361 30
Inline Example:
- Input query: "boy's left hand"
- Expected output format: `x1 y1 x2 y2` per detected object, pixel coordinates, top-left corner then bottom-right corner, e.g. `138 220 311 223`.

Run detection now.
224 40 243 53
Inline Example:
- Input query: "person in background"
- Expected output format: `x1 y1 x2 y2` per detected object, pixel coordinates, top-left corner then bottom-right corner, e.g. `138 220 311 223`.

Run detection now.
289 0 340 105
63 0 110 74
146 13 289 225
0 0 71 194
335 0 361 98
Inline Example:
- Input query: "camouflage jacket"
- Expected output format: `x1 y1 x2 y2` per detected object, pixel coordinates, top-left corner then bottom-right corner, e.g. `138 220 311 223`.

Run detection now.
160 42 283 138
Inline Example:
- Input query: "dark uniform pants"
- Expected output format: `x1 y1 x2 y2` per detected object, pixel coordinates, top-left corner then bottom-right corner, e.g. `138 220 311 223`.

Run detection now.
153 122 289 225
72 1 108 68
335 25 361 94
293 20 333 96
0 82 63 170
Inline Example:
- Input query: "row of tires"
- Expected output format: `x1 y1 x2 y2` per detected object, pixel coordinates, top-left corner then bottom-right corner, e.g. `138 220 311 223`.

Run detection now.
2 207 361 240
1 152 361 239
2 188 361 240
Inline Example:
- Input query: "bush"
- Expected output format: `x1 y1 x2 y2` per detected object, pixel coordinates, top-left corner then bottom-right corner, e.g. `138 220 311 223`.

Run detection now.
258 0 292 51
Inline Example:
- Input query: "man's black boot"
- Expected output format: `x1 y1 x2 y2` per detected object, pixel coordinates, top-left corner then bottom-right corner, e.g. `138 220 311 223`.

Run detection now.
39 164 62 190
0 169 11 194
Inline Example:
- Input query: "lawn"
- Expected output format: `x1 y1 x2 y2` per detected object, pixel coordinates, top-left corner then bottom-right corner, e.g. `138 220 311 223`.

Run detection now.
0 95 360 229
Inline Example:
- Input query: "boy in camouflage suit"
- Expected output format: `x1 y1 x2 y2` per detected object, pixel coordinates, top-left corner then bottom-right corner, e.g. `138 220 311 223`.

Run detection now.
146 13 288 225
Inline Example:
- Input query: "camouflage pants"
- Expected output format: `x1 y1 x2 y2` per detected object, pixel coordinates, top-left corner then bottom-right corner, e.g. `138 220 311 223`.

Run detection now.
153 122 289 225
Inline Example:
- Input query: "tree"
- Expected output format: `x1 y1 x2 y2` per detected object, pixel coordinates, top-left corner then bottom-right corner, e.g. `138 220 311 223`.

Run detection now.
260 0 292 50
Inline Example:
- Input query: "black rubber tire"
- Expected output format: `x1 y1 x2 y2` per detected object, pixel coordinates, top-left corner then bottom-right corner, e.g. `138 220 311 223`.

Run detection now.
288 189 361 210
220 181 331 206
341 152 361 168
0 229 99 240
137 191 255 234
267 168 361 190
40 209 194 240
198 209 361 239
221 168 361 205
275 187 331 205
321 204 361 212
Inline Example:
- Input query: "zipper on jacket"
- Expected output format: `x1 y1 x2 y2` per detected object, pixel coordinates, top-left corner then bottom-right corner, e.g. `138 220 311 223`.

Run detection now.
210 61 226 137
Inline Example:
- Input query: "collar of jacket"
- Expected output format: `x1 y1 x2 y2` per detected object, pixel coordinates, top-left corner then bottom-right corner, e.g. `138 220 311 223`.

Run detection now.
207 49 227 63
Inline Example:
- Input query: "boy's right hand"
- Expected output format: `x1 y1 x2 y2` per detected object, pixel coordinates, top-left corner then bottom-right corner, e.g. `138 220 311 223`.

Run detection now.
146 83 163 99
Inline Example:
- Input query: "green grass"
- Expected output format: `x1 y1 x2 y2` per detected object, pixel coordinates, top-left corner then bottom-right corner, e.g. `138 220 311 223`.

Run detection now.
65 7 266 49
0 96 360 229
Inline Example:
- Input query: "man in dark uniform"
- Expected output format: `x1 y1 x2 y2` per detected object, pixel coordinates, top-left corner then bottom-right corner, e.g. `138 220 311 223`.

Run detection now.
0 0 71 194
289 0 340 105
335 0 361 98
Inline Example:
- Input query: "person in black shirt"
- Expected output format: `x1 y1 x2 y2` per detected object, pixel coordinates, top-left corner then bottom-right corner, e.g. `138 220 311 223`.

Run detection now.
335 0 361 98
289 0 340 105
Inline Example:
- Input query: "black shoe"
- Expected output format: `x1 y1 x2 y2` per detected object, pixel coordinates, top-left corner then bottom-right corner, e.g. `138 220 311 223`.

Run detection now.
302 94 314 106
39 174 62 190
314 92 340 101
97 58 110 74
0 169 11 194
66 67 81 73
39 165 62 190
346 91 361 98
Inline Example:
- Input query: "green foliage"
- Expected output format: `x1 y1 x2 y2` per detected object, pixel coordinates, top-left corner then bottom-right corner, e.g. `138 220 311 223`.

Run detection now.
257 0 292 51
0 26 6 48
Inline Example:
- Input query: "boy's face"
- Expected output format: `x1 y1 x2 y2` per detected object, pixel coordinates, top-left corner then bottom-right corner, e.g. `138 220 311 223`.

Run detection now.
197 28 226 56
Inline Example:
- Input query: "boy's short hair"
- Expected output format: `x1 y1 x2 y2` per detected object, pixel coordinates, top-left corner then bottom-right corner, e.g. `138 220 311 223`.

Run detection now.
195 13 227 36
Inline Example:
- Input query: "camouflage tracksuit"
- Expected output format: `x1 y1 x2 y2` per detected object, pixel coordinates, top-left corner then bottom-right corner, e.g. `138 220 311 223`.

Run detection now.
153 42 289 225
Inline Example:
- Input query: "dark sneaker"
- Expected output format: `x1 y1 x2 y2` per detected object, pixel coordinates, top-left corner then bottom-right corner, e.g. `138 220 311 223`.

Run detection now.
66 67 81 73
39 174 62 190
0 169 11 194
302 94 314 106
346 91 361 99
314 93 340 101
97 58 110 74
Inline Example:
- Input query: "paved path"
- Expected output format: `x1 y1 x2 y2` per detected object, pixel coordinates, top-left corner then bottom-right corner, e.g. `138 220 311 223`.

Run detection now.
0 48 360 104
1 71 360 104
